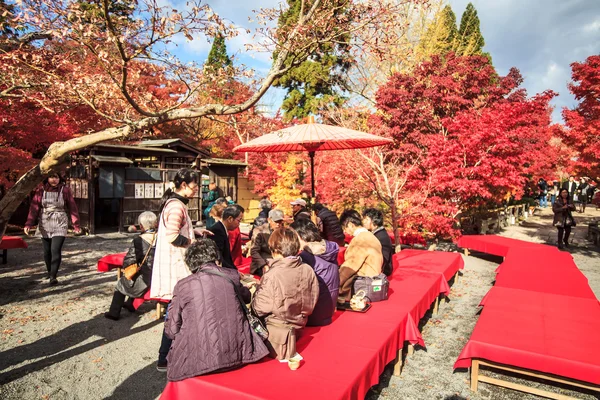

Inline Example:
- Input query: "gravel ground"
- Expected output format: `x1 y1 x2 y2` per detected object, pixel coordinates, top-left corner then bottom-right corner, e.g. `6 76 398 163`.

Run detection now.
0 208 599 400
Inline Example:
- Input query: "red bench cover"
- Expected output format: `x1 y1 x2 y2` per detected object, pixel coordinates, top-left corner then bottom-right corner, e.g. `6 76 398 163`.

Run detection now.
0 236 28 250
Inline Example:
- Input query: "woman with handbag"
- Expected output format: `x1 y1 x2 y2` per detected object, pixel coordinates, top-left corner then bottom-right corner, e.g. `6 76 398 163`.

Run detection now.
104 212 157 321
24 172 81 285
553 188 576 249
251 228 320 360
165 239 268 382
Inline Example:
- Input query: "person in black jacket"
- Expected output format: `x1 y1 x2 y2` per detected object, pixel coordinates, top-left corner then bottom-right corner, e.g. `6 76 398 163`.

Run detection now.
208 205 244 270
362 208 394 276
291 199 311 222
314 203 345 246
562 176 578 200
105 211 157 320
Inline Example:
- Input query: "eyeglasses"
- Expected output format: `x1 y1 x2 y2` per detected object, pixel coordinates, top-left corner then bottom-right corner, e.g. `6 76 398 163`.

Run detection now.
187 183 199 190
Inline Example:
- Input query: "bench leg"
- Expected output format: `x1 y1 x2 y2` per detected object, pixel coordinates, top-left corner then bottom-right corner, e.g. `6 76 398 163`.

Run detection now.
471 360 480 391
1 249 6 265
433 296 439 315
455 271 459 284
463 248 470 257
393 349 403 376
407 343 414 357
117 268 122 280
156 303 165 320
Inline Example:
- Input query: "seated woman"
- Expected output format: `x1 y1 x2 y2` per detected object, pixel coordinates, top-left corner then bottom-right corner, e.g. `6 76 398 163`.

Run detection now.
105 211 157 321
165 239 268 382
290 219 339 326
252 228 320 360
338 210 383 302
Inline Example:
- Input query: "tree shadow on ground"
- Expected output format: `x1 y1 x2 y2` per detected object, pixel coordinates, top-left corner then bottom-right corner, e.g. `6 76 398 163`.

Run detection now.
0 312 160 385
104 362 166 400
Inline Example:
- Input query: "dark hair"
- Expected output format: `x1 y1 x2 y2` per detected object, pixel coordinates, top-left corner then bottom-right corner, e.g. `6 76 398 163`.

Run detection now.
290 219 322 242
215 197 228 207
222 204 244 221
43 172 66 186
268 227 300 257
159 168 199 212
339 209 362 229
184 239 219 273
362 208 383 227
558 188 569 203
313 203 325 212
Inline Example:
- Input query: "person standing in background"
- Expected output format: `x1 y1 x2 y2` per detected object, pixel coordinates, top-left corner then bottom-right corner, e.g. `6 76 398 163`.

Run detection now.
25 172 81 286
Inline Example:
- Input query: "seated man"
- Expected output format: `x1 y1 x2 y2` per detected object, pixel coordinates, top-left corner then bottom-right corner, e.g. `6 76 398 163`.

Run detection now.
314 203 345 247
338 210 383 302
291 199 311 222
362 208 394 276
208 205 244 270
250 209 284 276
290 219 340 326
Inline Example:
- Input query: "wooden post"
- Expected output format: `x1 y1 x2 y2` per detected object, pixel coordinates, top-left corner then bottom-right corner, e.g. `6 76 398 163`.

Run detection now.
393 349 403 376
471 359 480 391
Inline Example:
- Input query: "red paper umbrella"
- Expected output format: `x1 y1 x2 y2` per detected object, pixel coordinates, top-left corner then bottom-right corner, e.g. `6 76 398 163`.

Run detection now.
233 116 392 198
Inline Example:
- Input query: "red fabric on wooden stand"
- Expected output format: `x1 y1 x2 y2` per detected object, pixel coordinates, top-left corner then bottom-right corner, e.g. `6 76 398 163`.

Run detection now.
457 235 557 257
96 252 127 272
0 236 28 250
159 265 452 400
455 287 600 385
229 227 243 267
392 249 464 283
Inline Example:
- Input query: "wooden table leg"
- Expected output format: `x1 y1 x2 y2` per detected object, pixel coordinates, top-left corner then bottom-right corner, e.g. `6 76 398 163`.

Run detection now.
1 249 7 264
471 359 480 391
463 248 470 257
156 303 163 320
407 343 414 357
433 296 439 315
455 271 459 284
393 349 403 376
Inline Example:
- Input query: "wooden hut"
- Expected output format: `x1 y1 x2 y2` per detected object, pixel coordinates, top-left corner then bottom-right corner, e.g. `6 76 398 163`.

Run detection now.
66 139 246 234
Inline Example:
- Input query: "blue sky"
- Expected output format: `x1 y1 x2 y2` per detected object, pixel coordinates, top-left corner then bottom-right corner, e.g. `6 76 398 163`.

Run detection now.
164 0 600 123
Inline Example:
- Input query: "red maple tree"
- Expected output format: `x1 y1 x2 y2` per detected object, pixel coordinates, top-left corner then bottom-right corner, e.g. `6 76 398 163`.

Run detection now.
561 55 600 178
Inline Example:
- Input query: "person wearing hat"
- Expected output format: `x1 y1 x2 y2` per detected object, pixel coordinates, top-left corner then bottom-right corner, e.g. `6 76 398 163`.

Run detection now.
290 199 311 222
250 209 285 276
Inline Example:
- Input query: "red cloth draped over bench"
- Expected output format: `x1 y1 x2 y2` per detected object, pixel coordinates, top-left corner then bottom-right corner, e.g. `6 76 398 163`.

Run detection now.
455 287 600 385
97 252 127 272
457 235 557 257
0 236 28 250
393 249 464 285
488 248 596 300
159 265 452 400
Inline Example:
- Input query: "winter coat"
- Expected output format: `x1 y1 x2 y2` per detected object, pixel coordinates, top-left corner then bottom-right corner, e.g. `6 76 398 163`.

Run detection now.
373 227 394 276
250 224 272 275
293 207 311 222
116 231 156 298
552 196 576 227
299 240 340 326
252 256 319 360
208 221 237 270
339 228 383 301
317 208 345 246
165 263 269 382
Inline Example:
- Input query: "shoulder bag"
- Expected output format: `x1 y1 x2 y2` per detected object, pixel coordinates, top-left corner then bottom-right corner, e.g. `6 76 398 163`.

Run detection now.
201 269 269 341
123 234 156 281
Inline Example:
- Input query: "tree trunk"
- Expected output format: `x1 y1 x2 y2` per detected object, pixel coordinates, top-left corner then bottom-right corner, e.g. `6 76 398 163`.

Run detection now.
0 165 44 240
390 198 401 253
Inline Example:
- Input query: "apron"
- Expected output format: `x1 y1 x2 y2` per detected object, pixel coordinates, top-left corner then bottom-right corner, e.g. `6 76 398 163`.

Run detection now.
35 187 68 238
150 198 194 300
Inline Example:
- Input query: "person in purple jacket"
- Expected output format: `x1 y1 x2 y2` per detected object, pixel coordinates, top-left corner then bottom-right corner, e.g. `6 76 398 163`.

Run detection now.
290 219 340 326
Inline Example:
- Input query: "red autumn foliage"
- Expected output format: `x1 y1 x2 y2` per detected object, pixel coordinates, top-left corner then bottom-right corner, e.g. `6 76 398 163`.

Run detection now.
365 54 557 238
561 55 600 178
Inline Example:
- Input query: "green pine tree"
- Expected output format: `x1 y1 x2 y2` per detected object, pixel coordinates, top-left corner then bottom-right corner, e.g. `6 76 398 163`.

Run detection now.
206 33 232 71
273 0 352 121
456 2 485 56
417 5 459 59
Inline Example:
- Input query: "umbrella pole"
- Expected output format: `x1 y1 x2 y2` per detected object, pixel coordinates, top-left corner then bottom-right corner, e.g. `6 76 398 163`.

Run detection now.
309 151 316 199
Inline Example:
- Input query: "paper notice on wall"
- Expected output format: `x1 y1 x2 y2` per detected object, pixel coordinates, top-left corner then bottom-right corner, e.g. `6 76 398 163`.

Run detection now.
82 181 88 199
145 183 154 199
75 180 82 198
154 183 164 199
135 183 145 199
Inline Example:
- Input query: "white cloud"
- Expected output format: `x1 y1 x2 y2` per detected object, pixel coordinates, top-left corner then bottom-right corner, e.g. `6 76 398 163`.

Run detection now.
582 19 600 33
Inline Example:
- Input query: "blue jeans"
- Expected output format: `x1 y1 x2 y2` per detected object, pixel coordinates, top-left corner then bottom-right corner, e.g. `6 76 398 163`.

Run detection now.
539 194 547 208
158 303 172 363
550 195 556 206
